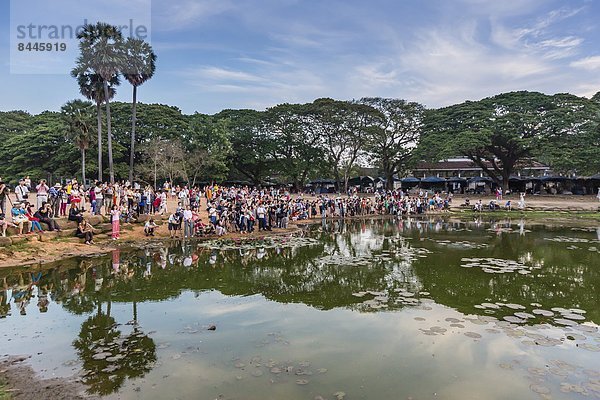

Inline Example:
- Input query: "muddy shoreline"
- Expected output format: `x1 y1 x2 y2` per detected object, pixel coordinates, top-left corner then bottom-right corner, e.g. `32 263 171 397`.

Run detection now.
0 356 97 400
0 209 598 270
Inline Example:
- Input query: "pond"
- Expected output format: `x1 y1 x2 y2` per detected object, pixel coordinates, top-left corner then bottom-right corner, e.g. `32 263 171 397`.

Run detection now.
1 217 599 399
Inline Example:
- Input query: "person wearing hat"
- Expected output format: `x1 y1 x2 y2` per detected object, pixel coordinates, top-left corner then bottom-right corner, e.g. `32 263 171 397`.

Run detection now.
10 201 30 235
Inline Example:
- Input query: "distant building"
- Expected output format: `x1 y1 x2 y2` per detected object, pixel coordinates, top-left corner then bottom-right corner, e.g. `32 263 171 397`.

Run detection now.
412 157 550 178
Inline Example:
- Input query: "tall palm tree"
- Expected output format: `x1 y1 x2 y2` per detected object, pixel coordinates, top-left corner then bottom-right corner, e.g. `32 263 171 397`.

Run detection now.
75 22 125 183
61 100 96 185
70 70 119 182
122 38 157 184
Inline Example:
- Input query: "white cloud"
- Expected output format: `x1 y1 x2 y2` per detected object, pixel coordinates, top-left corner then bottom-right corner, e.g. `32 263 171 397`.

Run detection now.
570 55 600 70
152 0 234 31
186 67 265 82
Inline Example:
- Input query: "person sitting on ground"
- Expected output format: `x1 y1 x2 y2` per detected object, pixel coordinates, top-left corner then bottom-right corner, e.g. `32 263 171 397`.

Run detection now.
11 202 30 234
68 202 84 224
0 213 17 237
25 203 43 233
35 202 61 231
144 218 158 236
505 200 512 211
75 219 94 244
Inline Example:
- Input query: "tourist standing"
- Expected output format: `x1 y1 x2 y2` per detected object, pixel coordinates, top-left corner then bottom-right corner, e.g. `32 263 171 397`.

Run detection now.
183 205 194 238
49 184 60 216
15 180 29 202
59 186 69 216
518 193 526 210
256 203 266 231
36 179 49 209
168 212 180 238
94 182 104 215
110 205 121 240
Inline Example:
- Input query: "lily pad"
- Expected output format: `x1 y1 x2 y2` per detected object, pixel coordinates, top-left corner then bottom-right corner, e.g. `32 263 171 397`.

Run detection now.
530 384 551 395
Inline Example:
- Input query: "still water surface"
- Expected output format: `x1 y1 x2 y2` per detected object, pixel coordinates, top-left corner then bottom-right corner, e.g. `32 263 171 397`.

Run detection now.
1 218 599 399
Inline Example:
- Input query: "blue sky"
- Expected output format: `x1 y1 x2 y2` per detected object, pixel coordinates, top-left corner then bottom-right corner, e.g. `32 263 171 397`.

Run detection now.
1 0 600 114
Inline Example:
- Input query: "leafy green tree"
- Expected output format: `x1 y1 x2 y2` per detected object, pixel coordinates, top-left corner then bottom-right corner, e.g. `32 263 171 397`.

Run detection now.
0 112 77 182
265 103 324 189
122 38 157 184
61 100 96 185
359 97 424 189
74 22 125 183
307 99 377 191
217 109 278 184
186 113 232 185
536 93 600 175
420 91 600 187
420 92 555 189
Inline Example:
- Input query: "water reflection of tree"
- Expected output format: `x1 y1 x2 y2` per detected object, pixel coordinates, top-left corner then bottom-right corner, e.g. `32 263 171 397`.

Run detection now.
2 217 598 328
73 300 156 395
74 252 156 395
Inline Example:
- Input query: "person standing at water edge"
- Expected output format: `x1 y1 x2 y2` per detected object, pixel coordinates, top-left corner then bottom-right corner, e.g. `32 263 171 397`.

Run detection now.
518 193 526 210
183 205 193 238
110 205 121 240
257 203 266 231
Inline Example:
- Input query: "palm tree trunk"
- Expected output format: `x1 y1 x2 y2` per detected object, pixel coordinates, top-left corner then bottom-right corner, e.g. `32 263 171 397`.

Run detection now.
129 85 137 184
81 148 87 186
103 80 115 184
96 103 103 182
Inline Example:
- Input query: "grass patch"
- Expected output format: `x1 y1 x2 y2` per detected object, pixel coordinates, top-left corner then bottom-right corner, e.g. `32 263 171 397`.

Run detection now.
454 209 600 221
0 378 11 400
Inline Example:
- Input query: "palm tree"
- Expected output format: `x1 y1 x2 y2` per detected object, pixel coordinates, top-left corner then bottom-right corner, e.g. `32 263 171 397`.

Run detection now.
74 22 125 184
70 70 119 182
61 100 96 185
122 38 157 184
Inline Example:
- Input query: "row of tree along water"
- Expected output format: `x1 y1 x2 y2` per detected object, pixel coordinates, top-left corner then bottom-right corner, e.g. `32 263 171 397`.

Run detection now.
2 66 600 188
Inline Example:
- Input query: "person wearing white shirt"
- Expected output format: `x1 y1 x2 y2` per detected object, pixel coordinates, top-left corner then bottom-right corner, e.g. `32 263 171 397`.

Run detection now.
256 204 267 231
183 206 194 238
15 180 29 202
94 183 104 215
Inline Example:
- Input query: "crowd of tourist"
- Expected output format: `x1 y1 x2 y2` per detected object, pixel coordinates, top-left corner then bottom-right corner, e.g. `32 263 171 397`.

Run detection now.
3 173 582 244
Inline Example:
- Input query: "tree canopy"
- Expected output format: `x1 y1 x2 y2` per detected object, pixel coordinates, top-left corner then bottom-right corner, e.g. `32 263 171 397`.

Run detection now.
0 90 598 188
